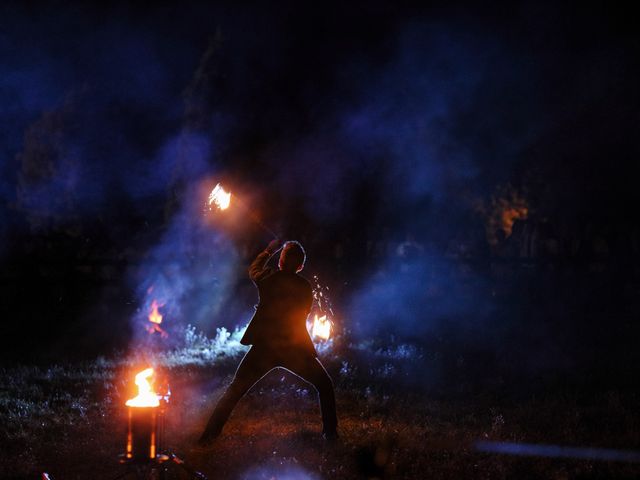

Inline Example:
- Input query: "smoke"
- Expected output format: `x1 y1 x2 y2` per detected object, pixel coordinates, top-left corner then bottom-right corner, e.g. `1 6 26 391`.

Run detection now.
1 4 209 235
241 465 320 480
339 26 490 201
259 20 540 224
348 248 494 339
238 16 609 382
242 22 530 346
128 184 241 346
1 3 633 372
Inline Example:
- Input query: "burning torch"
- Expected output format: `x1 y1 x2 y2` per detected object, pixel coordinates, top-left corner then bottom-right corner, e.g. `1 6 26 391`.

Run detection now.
207 183 279 239
125 368 163 461
122 368 206 478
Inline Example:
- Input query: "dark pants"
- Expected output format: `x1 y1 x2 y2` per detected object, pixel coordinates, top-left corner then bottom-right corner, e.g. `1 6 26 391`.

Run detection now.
201 345 338 440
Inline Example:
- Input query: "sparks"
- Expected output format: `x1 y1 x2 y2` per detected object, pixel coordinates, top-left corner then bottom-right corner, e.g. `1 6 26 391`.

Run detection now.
125 368 160 408
208 183 231 210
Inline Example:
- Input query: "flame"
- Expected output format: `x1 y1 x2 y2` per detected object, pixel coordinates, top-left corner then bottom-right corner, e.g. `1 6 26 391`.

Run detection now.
208 183 231 210
145 300 168 338
500 204 528 237
125 368 160 408
311 314 331 340
148 300 163 324
481 184 529 245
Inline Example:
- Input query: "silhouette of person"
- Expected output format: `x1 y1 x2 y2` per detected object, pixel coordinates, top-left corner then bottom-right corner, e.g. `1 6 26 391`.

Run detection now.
198 239 338 445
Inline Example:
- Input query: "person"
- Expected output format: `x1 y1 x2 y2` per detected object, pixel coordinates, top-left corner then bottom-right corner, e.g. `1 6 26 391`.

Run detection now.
198 239 338 446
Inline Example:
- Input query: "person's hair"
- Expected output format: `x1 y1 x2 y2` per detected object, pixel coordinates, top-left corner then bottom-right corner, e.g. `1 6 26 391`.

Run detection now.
279 240 306 272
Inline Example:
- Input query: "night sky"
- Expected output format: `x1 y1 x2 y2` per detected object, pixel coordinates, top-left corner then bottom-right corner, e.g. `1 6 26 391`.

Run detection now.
1 1 638 372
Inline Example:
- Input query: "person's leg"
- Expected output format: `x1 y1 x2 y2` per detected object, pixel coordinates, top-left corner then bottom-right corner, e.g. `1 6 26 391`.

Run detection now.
282 352 338 436
199 347 274 443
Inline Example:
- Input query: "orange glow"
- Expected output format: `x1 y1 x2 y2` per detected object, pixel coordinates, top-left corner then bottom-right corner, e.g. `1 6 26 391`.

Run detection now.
481 185 529 246
500 204 528 237
125 368 160 408
311 314 331 340
208 183 231 210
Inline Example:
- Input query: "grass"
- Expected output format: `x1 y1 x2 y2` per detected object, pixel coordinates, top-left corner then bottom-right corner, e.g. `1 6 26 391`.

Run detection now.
1 332 639 479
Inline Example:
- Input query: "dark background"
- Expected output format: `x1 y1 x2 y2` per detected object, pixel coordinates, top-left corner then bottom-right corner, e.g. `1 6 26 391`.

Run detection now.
1 1 638 391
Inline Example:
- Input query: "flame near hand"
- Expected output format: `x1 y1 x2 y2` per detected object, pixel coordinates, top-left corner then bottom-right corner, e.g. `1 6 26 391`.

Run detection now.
208 183 231 210
311 314 332 340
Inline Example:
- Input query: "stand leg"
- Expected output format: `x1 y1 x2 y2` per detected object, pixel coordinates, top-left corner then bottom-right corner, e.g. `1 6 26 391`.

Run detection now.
167 452 208 479
114 452 207 480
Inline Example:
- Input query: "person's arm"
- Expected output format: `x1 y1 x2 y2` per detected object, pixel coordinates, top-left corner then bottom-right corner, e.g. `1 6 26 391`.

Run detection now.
248 239 281 282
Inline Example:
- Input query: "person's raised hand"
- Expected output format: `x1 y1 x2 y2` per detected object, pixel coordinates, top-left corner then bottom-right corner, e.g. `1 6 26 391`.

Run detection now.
266 239 282 255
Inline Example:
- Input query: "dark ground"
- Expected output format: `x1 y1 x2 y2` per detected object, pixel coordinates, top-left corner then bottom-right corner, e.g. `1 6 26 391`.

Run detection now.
1 323 639 480
2 237 640 479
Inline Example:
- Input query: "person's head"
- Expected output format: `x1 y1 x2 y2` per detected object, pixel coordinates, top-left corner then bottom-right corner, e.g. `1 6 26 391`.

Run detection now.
278 240 306 273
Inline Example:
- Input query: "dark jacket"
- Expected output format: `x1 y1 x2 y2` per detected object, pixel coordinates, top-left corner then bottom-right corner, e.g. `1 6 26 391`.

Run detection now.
240 249 315 355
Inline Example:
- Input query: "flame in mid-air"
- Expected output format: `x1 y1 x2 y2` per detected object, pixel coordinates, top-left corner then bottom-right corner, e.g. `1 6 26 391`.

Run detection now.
208 183 231 210
148 300 162 324
145 300 167 338
311 314 331 340
125 368 160 408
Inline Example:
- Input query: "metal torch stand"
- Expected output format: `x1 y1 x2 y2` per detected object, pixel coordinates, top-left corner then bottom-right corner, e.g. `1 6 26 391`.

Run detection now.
112 405 207 480
112 452 207 480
